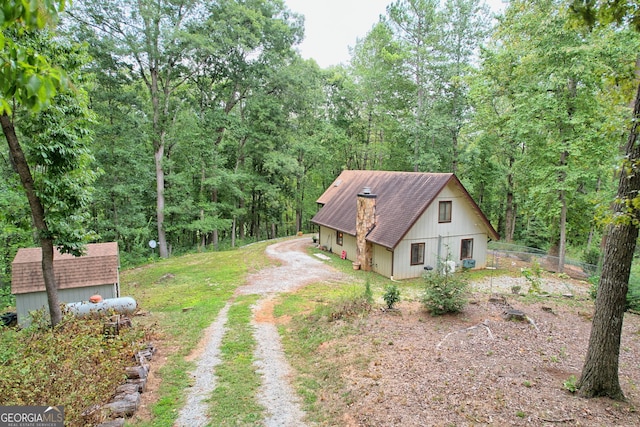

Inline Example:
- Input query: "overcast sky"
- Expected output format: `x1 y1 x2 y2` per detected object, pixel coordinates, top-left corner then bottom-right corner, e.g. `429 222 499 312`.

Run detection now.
284 0 506 68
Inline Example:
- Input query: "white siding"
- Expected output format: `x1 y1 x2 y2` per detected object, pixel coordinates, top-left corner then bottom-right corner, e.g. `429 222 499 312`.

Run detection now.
372 244 393 277
318 226 357 263
391 182 490 279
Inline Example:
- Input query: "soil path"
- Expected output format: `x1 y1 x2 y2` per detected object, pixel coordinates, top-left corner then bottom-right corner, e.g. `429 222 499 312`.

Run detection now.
174 303 231 427
239 237 347 427
176 237 346 426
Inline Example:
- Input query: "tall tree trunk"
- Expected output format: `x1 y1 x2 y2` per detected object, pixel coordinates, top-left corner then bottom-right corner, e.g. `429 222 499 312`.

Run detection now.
587 177 602 249
451 131 458 174
231 216 236 248
578 79 640 400
1 113 62 326
504 156 516 242
154 142 168 257
149 63 169 258
558 188 567 273
414 74 423 172
557 78 576 273
295 165 304 233
557 149 569 273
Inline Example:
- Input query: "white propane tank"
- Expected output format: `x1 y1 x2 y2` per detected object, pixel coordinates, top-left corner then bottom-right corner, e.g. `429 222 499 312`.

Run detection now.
66 296 137 318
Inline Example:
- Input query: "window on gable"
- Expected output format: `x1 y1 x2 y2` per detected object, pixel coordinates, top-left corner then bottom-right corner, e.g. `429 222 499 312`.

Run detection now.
336 232 343 246
439 201 452 223
411 243 425 265
461 239 473 259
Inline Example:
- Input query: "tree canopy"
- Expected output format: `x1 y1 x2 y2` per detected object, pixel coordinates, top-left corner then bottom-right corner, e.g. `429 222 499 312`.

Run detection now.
2 0 640 344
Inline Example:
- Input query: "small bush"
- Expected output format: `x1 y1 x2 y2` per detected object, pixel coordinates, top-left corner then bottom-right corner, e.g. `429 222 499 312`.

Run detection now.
421 271 468 315
588 275 599 300
521 259 542 294
325 293 372 321
383 284 400 309
582 248 600 275
563 375 578 393
364 278 373 305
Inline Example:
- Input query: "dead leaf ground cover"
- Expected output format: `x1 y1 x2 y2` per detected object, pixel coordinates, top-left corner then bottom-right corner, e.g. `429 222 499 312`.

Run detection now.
278 275 640 427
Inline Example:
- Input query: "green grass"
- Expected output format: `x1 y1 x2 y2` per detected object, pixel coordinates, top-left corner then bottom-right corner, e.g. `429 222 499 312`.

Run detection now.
121 241 274 426
5 237 577 426
208 295 263 426
274 274 372 425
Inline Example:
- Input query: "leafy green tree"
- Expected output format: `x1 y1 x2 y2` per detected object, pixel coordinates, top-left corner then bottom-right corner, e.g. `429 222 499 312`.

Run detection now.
386 0 440 172
1 0 96 326
0 0 88 325
569 0 640 400
183 0 303 243
350 21 413 171
70 0 209 258
438 0 491 173
468 0 632 262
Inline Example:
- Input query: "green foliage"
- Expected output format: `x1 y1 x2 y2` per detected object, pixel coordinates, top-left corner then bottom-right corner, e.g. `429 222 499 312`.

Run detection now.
588 274 599 300
322 287 372 321
421 271 468 315
209 295 263 426
628 285 640 312
563 375 578 393
364 277 373 305
0 286 15 310
582 247 601 275
0 0 68 113
0 314 146 425
0 169 32 293
383 284 400 309
521 260 543 294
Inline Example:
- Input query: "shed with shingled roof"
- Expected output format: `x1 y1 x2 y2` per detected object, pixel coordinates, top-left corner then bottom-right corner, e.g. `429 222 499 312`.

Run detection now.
312 171 499 279
12 242 120 326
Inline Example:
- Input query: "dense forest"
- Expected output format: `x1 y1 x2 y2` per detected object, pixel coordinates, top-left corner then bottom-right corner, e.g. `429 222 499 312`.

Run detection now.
2 0 640 293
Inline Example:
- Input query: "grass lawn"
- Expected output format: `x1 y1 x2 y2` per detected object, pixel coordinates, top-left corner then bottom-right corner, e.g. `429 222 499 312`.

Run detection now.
3 236 597 426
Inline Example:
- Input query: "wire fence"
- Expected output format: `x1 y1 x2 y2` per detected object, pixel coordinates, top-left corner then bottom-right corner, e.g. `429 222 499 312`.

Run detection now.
487 242 598 281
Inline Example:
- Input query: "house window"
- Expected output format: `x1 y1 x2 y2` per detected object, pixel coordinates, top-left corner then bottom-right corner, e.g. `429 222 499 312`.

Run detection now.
439 201 452 223
336 232 343 246
461 239 473 259
411 243 425 265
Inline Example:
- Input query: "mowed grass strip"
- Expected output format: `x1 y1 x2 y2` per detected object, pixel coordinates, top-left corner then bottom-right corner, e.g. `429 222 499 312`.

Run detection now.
122 241 273 426
275 279 368 425
208 294 263 426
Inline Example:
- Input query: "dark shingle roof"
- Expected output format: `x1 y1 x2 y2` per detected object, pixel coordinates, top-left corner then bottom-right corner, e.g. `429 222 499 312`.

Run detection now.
11 242 119 295
312 170 499 249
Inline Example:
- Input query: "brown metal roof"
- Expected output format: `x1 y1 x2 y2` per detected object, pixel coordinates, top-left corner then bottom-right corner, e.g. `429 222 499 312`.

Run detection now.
312 170 499 249
11 242 119 295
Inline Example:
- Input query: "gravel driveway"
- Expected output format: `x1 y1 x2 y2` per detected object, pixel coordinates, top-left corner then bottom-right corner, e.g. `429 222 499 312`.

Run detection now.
176 237 346 427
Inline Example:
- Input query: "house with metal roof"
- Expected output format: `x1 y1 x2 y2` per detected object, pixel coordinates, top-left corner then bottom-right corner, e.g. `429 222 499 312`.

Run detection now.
12 242 120 326
311 170 499 279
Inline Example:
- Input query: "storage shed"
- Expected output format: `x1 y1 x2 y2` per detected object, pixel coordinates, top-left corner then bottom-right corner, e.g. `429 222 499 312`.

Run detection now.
12 242 120 326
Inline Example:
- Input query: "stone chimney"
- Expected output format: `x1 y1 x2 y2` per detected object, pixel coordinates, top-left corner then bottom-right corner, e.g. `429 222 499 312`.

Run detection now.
356 187 376 270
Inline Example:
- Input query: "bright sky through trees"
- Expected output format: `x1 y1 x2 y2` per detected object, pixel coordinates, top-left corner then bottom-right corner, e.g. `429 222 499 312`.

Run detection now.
285 0 506 68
